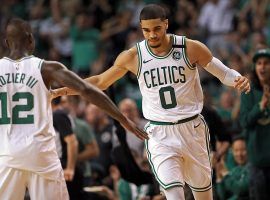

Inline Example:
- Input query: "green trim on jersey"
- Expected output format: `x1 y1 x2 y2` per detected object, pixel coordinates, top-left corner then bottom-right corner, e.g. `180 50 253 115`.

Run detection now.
149 114 198 125
182 37 195 70
145 140 184 190
3 55 34 62
144 121 151 131
38 59 44 70
136 43 143 78
201 115 213 190
187 182 212 192
145 35 176 59
201 116 211 165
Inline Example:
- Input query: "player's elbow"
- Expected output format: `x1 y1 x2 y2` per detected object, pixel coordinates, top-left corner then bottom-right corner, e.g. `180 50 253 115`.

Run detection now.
87 76 108 91
99 84 109 90
94 79 109 90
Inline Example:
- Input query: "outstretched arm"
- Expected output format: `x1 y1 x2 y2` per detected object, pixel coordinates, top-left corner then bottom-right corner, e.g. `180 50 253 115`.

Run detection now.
52 50 134 98
42 61 148 140
186 39 250 94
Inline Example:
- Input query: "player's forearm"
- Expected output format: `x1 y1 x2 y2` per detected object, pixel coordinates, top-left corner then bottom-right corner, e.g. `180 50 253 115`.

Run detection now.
55 76 104 97
66 76 102 95
204 57 241 87
77 145 99 162
66 139 78 170
216 141 230 159
81 84 128 124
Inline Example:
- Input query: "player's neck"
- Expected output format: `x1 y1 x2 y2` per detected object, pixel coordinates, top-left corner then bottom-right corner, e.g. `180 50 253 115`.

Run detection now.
9 49 30 60
150 35 172 56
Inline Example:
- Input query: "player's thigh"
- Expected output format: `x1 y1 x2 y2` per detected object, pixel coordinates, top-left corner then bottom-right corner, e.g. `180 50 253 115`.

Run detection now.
184 116 212 192
28 172 69 200
0 166 27 200
145 138 184 190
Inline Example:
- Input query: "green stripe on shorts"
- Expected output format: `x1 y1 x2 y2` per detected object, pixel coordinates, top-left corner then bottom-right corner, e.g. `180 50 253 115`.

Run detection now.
144 140 184 190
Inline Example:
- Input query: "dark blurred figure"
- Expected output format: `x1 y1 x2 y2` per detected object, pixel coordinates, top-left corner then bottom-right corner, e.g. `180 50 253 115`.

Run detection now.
202 91 231 167
60 96 100 187
118 98 147 156
239 48 270 200
52 97 86 200
85 103 114 184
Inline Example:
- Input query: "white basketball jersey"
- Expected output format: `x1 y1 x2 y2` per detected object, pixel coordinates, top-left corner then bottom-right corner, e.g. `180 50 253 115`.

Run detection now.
0 56 61 180
137 35 203 122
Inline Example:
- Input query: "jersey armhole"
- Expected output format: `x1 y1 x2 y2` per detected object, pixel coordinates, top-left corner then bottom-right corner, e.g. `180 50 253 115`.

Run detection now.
136 43 143 79
38 59 51 94
182 36 196 70
38 59 44 70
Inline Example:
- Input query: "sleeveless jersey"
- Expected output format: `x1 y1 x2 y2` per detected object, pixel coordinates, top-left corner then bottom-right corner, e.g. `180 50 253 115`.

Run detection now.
136 35 203 122
0 56 61 180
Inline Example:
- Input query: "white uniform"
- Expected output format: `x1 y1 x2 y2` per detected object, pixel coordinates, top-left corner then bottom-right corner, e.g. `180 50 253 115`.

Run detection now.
0 56 68 200
136 35 212 192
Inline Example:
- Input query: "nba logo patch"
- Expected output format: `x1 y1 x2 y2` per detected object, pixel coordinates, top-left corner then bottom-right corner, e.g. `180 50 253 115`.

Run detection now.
172 51 181 60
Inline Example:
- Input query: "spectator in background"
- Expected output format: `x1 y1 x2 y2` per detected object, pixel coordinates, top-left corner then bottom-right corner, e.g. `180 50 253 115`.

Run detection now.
197 0 236 54
70 11 101 77
85 104 114 184
202 90 231 169
217 89 241 136
239 48 270 200
118 98 147 157
39 0 72 65
216 136 249 200
52 97 83 199
60 95 100 186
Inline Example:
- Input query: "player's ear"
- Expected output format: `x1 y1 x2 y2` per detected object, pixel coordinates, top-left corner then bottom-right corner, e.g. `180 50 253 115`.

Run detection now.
27 33 34 43
5 39 9 48
28 33 35 53
165 19 168 30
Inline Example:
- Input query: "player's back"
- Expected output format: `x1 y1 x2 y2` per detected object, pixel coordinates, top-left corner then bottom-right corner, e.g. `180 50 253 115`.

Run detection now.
0 56 60 180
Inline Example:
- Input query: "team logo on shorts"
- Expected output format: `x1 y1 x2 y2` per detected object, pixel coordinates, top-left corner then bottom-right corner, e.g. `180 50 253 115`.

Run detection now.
172 51 182 60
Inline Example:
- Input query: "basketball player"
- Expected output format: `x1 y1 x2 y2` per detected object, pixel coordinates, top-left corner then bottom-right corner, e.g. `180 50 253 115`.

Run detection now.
0 18 147 200
53 4 250 200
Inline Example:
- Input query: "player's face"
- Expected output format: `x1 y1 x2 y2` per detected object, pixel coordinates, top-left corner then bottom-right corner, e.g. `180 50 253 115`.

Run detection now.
140 19 168 48
255 57 270 85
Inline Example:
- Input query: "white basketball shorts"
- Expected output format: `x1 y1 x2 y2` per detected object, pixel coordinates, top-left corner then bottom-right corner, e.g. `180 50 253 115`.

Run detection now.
0 165 69 200
145 114 212 192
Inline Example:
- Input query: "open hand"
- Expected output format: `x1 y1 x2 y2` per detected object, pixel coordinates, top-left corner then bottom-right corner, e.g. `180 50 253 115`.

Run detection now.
120 118 149 140
234 76 250 94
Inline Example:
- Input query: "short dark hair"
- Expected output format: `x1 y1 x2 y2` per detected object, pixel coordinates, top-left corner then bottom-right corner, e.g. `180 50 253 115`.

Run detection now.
252 48 270 63
5 18 32 41
139 4 167 21
250 48 270 90
5 18 31 32
232 134 245 144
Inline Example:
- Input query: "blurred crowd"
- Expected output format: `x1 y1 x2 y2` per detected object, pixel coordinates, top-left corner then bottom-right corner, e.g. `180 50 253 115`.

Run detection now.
1 0 270 199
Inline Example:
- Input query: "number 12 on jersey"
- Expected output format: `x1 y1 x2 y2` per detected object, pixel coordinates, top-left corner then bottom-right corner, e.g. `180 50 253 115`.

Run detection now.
0 92 34 124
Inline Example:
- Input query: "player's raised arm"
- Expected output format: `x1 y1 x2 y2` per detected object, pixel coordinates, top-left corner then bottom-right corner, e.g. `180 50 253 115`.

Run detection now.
42 60 148 140
52 49 135 98
186 38 250 94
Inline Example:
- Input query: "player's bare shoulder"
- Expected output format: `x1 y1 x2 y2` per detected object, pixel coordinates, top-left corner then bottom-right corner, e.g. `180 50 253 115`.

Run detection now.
115 46 138 74
186 38 212 66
